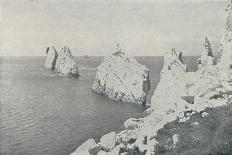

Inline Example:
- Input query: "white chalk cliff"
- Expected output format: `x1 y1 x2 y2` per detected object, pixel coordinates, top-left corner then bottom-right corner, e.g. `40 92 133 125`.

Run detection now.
92 45 150 104
71 2 232 155
44 46 79 77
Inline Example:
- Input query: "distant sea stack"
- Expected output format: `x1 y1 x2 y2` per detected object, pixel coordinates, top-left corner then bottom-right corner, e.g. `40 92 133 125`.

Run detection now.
92 44 150 105
44 46 79 77
44 47 58 70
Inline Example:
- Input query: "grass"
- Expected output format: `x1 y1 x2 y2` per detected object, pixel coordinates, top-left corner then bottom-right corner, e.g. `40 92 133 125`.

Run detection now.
154 102 232 155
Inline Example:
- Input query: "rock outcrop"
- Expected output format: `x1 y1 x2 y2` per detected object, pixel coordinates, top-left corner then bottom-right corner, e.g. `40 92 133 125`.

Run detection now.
197 37 214 69
218 1 232 82
44 46 58 70
55 46 79 77
44 46 79 77
92 45 150 104
151 48 187 110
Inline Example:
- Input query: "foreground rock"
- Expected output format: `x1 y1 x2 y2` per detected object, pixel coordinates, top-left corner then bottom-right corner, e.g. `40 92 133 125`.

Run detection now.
92 45 150 104
44 46 79 77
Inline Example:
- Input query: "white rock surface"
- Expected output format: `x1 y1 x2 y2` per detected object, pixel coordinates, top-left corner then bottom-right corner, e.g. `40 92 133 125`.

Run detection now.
151 48 187 112
197 37 214 69
44 46 79 77
124 118 143 130
99 132 116 151
44 46 58 70
55 46 79 77
92 45 150 104
71 139 96 155
172 134 179 146
218 2 232 82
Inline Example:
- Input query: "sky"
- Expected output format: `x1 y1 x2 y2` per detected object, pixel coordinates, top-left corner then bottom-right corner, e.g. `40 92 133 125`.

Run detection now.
0 0 228 56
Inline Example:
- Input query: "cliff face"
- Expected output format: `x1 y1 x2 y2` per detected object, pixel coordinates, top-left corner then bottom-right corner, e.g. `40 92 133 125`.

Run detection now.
218 3 232 82
151 48 187 111
92 46 150 104
44 46 79 77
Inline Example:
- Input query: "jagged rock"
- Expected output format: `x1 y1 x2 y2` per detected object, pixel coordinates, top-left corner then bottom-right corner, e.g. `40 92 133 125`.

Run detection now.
44 46 79 77
44 46 58 70
197 37 214 69
55 46 79 77
71 139 96 155
151 48 187 111
92 45 150 104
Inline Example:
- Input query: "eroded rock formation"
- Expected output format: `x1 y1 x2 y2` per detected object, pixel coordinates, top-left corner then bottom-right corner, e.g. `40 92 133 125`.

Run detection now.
197 37 214 69
44 46 79 77
92 45 150 104
55 46 79 77
44 46 58 70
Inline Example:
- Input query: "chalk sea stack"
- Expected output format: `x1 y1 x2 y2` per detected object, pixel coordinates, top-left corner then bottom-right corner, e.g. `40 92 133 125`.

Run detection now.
92 45 150 105
197 37 214 69
44 47 58 70
44 46 79 77
151 48 187 110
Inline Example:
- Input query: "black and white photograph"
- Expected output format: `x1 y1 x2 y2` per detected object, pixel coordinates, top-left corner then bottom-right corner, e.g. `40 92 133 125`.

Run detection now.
0 0 232 154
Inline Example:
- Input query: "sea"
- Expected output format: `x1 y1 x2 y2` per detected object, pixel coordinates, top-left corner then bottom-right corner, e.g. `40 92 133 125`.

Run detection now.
0 56 198 155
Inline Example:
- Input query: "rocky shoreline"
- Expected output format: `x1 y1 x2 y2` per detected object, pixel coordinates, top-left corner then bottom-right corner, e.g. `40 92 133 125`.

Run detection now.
71 2 231 155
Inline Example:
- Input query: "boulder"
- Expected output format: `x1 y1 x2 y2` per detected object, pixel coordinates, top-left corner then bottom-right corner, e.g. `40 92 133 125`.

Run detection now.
44 46 58 70
172 134 179 146
92 45 150 104
55 46 79 77
124 118 143 130
71 139 96 155
99 132 116 151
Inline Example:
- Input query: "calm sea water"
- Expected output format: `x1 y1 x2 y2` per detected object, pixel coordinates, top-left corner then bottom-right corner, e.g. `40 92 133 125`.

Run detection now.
0 56 197 155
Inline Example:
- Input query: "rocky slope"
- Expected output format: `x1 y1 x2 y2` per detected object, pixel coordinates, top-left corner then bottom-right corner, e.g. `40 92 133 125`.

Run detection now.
71 2 232 155
44 46 79 77
92 45 150 105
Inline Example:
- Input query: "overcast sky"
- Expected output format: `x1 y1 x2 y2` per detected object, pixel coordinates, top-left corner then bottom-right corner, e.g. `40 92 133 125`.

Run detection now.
0 0 228 56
